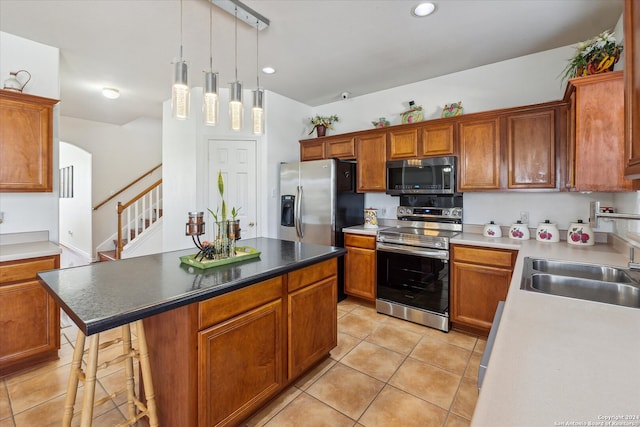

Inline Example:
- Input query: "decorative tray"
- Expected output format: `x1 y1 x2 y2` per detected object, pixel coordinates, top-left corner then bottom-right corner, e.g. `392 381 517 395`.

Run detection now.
179 246 261 269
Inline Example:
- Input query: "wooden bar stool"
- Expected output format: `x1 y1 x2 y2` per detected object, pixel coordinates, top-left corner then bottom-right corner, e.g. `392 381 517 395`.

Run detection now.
62 320 159 426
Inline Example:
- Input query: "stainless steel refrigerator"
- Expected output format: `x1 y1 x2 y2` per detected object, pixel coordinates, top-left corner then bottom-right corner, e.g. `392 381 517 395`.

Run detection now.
279 159 364 299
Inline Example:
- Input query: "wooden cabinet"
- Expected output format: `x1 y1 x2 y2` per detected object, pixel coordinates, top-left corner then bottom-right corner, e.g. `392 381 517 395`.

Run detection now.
450 245 516 336
300 136 355 161
300 139 325 161
458 118 501 191
0 255 60 376
0 90 58 192
199 299 283 427
565 72 633 191
144 259 339 426
344 233 376 301
625 0 640 178
356 131 387 192
420 122 455 156
506 109 556 189
388 127 419 159
287 259 337 379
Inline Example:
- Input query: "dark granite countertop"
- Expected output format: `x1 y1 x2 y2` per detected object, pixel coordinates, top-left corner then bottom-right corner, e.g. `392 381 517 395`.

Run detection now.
38 238 345 336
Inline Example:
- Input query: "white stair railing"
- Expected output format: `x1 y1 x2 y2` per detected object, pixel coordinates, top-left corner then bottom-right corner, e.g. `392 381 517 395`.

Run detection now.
117 179 163 259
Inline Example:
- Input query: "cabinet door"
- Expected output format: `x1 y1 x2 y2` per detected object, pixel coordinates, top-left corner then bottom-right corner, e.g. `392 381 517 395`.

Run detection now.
458 118 501 190
507 109 556 189
0 90 57 192
326 136 356 159
356 132 387 192
199 299 283 427
0 281 60 375
625 0 640 178
388 128 418 159
450 262 511 334
300 140 325 161
288 276 337 379
570 73 632 191
344 234 376 301
420 123 454 156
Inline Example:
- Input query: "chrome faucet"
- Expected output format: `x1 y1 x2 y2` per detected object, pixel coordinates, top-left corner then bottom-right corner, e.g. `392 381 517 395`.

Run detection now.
629 247 640 270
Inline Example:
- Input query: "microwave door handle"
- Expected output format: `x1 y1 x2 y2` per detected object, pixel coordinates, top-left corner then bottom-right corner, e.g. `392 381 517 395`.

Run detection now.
295 185 303 238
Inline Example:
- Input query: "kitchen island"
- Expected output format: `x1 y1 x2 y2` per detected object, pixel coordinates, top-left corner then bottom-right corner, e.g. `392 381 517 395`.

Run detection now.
38 237 345 426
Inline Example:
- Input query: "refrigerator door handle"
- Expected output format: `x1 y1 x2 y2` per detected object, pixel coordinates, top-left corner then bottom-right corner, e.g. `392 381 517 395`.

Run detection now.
295 185 303 238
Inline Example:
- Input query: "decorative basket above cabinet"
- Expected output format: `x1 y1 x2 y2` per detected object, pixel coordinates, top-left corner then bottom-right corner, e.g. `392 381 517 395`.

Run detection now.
0 89 58 192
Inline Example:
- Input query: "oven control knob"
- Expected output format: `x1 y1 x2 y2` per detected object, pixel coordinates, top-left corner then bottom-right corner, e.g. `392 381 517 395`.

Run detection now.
443 209 450 216
451 208 462 218
398 207 405 215
434 242 442 248
406 208 412 215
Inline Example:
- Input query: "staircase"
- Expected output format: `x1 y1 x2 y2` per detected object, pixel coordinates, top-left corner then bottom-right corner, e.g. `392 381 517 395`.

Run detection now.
97 181 163 261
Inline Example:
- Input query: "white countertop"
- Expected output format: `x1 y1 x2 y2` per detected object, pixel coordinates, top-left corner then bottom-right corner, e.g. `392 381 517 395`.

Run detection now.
0 231 61 262
453 234 640 426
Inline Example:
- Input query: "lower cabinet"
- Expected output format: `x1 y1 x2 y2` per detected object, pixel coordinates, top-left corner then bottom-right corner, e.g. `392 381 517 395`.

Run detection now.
344 233 376 301
144 258 338 427
0 255 60 376
199 299 283 427
450 245 517 336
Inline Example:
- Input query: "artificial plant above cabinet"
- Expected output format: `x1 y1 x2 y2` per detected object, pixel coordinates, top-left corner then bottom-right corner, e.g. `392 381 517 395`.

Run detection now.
564 72 634 192
0 90 58 192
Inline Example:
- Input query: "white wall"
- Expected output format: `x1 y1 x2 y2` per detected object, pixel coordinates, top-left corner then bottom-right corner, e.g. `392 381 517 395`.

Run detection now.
59 116 162 256
59 142 92 260
0 31 60 241
305 44 630 233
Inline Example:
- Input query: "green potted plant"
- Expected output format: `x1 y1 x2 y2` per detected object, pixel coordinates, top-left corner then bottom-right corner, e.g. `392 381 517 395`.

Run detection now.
562 30 623 82
309 114 339 137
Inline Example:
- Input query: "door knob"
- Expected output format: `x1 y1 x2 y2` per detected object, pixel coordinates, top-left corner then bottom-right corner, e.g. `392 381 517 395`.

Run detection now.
248 221 255 227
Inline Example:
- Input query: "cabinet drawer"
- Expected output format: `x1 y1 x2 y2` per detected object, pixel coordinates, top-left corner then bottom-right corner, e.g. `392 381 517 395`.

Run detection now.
199 276 282 329
288 258 337 292
452 245 515 269
344 233 376 250
0 256 58 284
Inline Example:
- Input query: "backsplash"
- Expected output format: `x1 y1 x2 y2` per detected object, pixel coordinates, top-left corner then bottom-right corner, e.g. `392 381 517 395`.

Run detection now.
365 191 618 232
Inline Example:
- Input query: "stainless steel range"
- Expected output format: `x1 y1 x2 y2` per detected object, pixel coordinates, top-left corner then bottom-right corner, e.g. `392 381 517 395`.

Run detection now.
376 195 462 332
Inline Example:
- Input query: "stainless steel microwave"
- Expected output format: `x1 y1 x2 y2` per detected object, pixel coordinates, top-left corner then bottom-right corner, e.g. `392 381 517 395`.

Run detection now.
386 156 456 195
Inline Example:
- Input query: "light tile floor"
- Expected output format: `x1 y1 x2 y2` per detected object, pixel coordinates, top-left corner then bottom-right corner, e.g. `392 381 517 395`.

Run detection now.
0 298 485 426
1 246 485 426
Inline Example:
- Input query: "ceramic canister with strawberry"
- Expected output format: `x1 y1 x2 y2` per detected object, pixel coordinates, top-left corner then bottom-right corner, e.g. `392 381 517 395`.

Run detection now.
509 220 530 240
567 220 594 246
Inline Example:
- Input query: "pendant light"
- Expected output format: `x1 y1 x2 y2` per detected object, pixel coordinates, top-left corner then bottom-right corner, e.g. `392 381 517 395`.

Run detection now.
252 19 264 135
203 3 219 126
229 6 243 131
172 0 190 120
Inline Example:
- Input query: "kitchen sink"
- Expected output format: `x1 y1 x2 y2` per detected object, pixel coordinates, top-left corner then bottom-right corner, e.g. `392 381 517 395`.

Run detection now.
521 257 640 309
530 259 633 283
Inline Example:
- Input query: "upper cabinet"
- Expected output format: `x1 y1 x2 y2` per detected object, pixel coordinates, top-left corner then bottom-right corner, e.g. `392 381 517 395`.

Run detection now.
458 117 501 191
0 90 58 192
565 72 633 191
356 131 387 192
624 0 640 178
506 109 556 189
420 122 455 157
387 127 419 160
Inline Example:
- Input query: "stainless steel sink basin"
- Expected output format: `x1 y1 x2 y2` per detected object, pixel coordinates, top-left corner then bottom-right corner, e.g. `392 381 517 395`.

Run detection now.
530 259 633 283
521 257 640 309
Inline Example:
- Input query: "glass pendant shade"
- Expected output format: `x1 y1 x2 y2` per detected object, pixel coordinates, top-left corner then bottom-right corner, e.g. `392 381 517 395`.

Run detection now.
172 60 190 120
229 81 243 131
252 89 264 135
203 71 219 126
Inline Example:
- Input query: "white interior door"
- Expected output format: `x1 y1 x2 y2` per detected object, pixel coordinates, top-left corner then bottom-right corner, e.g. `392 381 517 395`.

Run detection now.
208 139 258 240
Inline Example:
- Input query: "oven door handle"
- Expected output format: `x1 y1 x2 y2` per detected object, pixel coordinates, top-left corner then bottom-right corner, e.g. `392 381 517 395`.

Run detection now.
376 242 449 260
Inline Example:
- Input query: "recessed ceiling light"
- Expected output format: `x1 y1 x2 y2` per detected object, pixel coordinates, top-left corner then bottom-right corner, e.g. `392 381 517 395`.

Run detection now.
262 67 276 75
102 87 120 99
412 2 436 17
